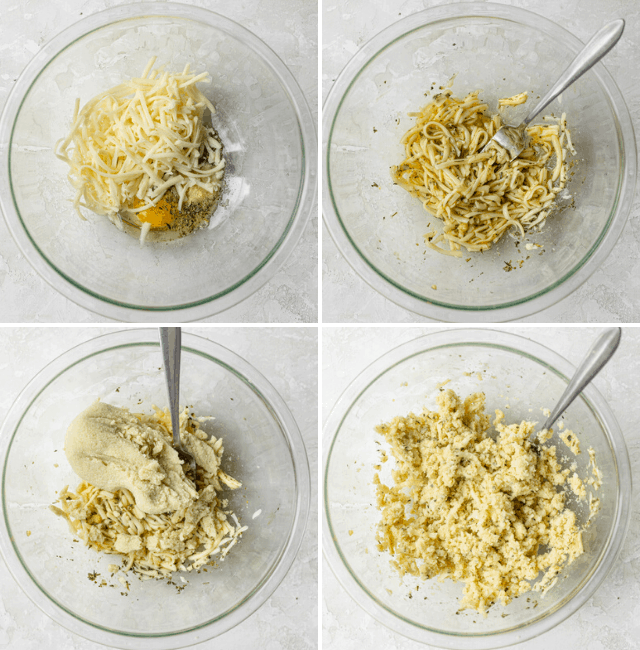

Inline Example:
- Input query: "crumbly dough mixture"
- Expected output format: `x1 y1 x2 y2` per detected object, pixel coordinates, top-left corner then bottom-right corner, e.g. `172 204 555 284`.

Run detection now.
374 390 593 613
52 401 246 579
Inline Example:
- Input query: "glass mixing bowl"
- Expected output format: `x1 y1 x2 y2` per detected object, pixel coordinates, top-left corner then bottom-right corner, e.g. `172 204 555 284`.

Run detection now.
0 329 310 649
0 2 316 322
323 3 636 321
323 329 631 648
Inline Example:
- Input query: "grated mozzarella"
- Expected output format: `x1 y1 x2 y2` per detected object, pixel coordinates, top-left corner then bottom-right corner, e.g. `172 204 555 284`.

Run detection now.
55 57 225 222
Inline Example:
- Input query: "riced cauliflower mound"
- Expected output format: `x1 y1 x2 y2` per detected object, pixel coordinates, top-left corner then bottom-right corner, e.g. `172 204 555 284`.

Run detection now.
374 390 593 614
51 401 246 580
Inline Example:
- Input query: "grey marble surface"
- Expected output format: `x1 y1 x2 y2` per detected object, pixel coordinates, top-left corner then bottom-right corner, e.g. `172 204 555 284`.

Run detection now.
322 325 640 649
322 0 640 323
0 326 318 649
0 0 318 323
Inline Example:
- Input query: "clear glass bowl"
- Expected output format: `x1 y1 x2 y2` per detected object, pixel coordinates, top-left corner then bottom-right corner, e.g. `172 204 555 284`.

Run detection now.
323 329 631 648
323 3 636 321
0 2 316 322
0 329 310 649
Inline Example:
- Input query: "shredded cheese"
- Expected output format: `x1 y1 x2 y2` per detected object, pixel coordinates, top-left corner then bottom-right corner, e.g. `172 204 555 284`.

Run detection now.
55 57 225 229
391 91 573 256
498 92 529 107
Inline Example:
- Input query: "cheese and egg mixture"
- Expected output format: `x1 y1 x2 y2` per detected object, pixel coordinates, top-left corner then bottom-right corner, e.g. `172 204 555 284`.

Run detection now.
56 57 225 245
391 91 574 257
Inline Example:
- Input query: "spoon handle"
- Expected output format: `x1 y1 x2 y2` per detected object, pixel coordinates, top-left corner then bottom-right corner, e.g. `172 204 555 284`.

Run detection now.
523 19 624 127
543 328 621 431
159 327 181 448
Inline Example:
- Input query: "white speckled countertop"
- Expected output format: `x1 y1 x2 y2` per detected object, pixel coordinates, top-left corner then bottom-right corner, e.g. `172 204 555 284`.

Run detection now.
322 0 640 323
0 0 318 323
0 326 318 649
322 325 640 649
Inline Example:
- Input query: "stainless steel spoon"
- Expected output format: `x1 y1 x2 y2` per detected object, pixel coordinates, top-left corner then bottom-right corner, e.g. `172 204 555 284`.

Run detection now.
486 19 624 161
159 327 197 475
542 327 621 432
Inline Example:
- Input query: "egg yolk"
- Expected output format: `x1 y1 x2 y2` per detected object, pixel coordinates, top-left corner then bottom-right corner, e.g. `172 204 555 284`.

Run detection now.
133 195 178 229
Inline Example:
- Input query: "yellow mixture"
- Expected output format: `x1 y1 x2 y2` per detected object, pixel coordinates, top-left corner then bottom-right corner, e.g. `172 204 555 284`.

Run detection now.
391 91 574 257
374 389 598 613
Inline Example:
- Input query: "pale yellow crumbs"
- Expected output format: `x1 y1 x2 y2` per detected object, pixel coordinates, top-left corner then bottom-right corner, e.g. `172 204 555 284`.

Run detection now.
373 389 601 614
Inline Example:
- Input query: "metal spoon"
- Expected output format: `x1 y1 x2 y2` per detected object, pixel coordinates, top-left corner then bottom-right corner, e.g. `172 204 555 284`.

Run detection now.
486 19 624 161
542 328 621 432
159 327 197 475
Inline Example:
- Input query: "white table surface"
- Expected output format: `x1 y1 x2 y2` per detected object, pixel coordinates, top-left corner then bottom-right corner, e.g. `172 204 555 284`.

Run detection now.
0 0 318 323
322 325 640 649
322 0 640 323
0 326 318 649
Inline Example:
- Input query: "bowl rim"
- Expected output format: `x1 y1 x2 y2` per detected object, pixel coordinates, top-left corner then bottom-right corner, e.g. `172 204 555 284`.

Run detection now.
322 328 632 648
0 328 311 650
0 1 317 322
322 2 637 322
